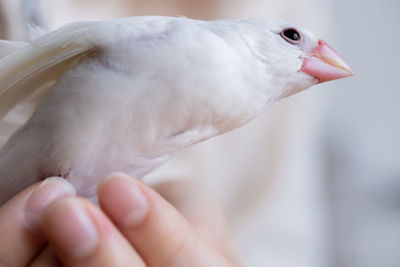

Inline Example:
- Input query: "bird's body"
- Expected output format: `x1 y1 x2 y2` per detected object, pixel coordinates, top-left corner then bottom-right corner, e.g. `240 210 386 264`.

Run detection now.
0 16 352 203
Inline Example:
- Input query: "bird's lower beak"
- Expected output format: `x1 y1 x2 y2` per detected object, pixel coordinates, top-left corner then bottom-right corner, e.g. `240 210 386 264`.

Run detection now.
300 40 354 83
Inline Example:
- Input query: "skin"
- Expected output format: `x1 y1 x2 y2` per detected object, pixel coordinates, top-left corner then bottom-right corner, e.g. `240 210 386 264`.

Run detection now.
0 173 240 266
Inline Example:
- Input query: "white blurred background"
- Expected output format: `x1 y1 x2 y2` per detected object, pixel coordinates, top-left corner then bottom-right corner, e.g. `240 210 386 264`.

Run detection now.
1 0 399 266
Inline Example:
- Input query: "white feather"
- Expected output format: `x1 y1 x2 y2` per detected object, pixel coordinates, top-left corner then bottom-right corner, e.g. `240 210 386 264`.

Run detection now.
0 21 96 118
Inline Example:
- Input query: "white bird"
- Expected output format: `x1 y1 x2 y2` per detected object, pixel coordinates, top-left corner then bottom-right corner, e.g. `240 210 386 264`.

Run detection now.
0 16 352 203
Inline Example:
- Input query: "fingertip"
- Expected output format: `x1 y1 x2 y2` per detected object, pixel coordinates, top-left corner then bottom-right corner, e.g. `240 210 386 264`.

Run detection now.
97 173 149 228
42 197 98 260
42 196 147 267
23 177 76 231
39 177 76 195
97 172 133 195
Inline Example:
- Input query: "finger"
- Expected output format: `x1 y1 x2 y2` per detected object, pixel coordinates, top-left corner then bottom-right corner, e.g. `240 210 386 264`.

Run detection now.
29 246 62 267
0 177 75 266
97 173 234 267
42 196 146 267
152 180 240 264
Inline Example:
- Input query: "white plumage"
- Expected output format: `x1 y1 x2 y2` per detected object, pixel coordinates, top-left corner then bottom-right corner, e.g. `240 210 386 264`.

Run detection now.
0 16 341 203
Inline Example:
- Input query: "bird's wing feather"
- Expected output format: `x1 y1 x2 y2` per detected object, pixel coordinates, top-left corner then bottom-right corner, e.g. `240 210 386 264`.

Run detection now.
0 40 28 58
0 21 97 119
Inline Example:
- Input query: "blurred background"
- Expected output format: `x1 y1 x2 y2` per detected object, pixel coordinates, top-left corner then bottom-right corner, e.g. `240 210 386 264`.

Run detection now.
1 0 399 266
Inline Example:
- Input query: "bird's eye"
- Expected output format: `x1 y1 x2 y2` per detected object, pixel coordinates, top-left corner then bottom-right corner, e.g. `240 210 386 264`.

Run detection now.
280 28 302 44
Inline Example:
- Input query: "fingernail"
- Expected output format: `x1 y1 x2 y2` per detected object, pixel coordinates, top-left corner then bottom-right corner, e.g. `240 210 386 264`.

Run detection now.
45 198 98 260
99 173 149 227
24 177 76 231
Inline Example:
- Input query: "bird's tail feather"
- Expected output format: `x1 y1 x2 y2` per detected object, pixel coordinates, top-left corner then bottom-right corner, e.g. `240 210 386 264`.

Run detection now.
0 21 97 119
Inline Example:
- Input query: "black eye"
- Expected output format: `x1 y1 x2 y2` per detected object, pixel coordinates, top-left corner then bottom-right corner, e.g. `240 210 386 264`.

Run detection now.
280 28 302 44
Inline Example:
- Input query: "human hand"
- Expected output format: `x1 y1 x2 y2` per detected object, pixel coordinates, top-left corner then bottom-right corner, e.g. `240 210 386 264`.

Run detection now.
0 173 240 266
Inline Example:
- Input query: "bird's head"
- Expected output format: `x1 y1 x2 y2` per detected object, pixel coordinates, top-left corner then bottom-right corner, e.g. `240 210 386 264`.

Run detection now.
235 19 353 100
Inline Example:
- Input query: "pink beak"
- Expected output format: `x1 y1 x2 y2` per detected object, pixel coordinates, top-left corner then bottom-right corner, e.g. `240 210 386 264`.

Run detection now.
300 40 354 83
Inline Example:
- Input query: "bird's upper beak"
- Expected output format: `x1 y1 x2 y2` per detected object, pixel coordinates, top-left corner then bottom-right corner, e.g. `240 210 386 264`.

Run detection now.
300 40 354 83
